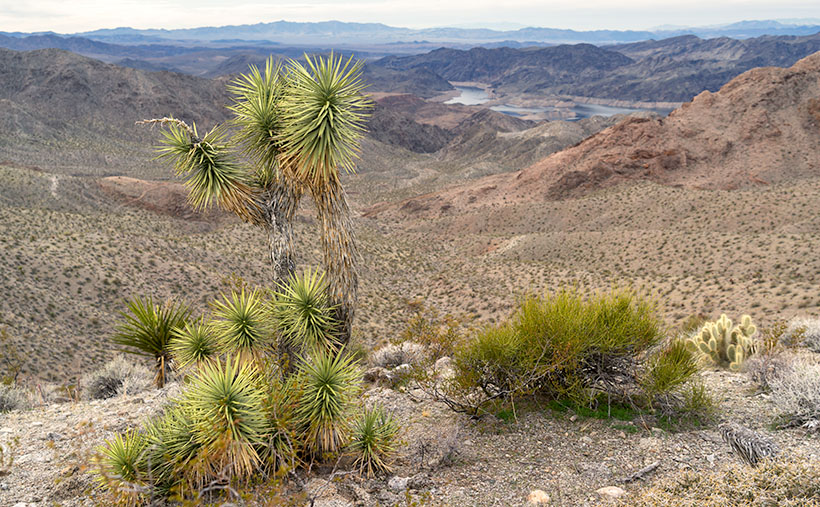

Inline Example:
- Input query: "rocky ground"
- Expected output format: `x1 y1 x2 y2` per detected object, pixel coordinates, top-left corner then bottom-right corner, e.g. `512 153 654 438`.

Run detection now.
1 364 818 506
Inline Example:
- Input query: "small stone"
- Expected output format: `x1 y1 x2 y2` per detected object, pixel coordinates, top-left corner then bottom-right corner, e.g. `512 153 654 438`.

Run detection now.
580 436 593 444
651 427 664 436
45 432 63 441
30 421 43 427
388 475 410 492
596 486 626 500
434 356 455 379
408 473 432 490
363 367 392 383
527 489 551 504
570 415 578 422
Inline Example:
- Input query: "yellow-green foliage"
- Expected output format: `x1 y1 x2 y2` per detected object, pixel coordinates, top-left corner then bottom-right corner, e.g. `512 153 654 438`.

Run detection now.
641 340 700 398
686 314 757 371
452 288 666 402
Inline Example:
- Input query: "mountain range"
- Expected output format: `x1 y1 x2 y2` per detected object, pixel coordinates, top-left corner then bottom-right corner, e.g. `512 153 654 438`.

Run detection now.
4 19 819 47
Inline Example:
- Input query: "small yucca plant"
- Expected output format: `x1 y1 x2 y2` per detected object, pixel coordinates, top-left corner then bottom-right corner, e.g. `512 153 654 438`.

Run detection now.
112 296 191 388
183 356 268 480
211 288 271 357
273 269 337 353
96 430 148 506
141 405 200 497
296 347 361 457
259 369 302 472
349 404 400 477
169 320 218 369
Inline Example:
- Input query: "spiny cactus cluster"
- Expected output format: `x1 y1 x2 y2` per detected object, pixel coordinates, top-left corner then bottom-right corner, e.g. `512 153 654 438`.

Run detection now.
686 314 757 371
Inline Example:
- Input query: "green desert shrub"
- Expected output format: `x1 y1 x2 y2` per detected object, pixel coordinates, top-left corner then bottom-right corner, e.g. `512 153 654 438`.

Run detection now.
112 296 191 388
641 340 700 400
211 288 271 357
296 347 361 457
0 383 28 413
456 288 664 400
349 404 400 477
424 288 711 419
81 355 153 400
169 321 219 369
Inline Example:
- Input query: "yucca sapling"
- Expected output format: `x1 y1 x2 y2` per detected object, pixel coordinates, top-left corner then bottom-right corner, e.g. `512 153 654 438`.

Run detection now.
272 268 338 355
95 429 148 506
183 356 268 480
112 296 191 388
169 320 218 369
296 347 361 457
210 288 271 358
349 404 400 477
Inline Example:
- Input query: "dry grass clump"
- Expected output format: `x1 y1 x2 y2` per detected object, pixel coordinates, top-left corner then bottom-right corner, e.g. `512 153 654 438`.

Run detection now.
371 342 426 369
0 383 29 412
622 455 820 506
786 316 820 351
768 358 820 431
81 355 153 400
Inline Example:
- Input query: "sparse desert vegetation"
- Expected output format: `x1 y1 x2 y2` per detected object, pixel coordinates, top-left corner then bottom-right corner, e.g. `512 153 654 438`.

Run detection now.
2 28 820 507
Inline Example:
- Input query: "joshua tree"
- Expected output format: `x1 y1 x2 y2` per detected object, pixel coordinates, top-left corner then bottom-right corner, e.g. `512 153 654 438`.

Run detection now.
139 54 371 343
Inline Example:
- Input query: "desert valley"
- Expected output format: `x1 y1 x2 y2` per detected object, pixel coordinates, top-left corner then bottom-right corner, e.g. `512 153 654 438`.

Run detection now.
1 13 820 507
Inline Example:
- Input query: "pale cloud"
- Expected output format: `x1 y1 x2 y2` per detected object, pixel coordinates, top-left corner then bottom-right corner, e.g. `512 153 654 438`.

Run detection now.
0 0 818 33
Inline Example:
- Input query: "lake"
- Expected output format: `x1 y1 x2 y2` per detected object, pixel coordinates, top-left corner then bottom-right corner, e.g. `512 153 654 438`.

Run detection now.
445 85 673 120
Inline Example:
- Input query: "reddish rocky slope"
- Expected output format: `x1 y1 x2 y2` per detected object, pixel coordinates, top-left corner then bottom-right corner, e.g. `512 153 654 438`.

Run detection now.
370 51 820 218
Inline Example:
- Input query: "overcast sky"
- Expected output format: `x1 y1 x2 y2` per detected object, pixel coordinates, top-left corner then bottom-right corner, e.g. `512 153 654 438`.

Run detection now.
1 0 819 33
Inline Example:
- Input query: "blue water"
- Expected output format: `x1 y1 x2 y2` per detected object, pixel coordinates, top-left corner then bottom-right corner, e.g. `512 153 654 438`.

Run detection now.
445 85 673 120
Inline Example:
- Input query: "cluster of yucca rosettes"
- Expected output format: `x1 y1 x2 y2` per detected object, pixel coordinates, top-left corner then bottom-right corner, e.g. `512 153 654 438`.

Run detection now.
685 314 758 371
97 270 399 504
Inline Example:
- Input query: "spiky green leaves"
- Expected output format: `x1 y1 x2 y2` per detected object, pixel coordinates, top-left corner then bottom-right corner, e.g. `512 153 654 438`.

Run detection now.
211 288 271 356
96 430 147 501
169 321 218 369
184 356 268 479
141 405 199 495
273 269 337 353
279 53 372 188
156 121 260 223
228 58 287 187
296 347 361 456
112 296 190 388
349 405 400 477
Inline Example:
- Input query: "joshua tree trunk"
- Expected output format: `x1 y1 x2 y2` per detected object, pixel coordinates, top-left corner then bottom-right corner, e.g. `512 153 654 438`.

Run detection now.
262 179 302 285
310 180 358 345
262 178 303 368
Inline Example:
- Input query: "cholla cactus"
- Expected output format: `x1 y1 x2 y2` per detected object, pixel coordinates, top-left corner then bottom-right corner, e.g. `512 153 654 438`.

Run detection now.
686 314 757 371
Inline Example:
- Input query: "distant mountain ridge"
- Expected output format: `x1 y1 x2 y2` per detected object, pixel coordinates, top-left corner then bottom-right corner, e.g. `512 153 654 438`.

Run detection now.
377 32 820 102
67 19 820 46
